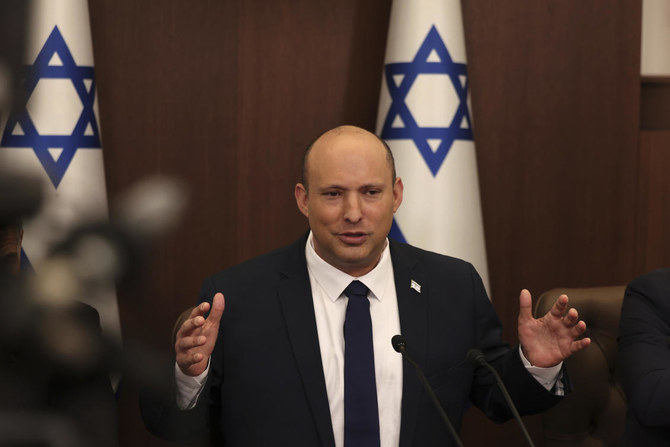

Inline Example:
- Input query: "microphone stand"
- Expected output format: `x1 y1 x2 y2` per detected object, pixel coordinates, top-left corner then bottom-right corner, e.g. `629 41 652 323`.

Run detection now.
467 349 535 447
392 335 464 447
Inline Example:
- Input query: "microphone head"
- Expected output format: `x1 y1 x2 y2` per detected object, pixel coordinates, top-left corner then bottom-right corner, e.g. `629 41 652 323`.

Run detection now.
391 334 406 353
466 348 486 366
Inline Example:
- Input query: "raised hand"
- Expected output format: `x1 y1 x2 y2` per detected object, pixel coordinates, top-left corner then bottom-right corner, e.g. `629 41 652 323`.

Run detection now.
175 292 225 376
517 289 590 368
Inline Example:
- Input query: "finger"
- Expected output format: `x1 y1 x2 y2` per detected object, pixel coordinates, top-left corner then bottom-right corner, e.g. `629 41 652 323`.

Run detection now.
549 294 569 318
176 351 194 368
206 293 225 325
178 315 206 335
570 319 587 337
179 301 212 334
517 289 533 321
177 351 205 369
562 308 579 326
189 301 210 319
177 335 206 352
571 336 591 353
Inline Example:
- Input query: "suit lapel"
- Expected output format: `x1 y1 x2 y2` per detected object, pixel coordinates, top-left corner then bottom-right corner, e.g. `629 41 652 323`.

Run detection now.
277 236 336 447
391 241 429 447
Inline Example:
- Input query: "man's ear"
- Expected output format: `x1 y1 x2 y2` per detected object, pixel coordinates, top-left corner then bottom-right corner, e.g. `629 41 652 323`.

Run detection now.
392 177 403 213
295 183 309 218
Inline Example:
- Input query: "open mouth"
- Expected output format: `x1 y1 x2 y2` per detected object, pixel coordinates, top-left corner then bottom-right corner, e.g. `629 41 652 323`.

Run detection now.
338 232 368 245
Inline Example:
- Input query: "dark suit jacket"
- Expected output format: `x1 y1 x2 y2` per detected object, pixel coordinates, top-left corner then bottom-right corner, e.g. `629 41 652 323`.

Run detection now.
142 234 564 446
618 268 670 445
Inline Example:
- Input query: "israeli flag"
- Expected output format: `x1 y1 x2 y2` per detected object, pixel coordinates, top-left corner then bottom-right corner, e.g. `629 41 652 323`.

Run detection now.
0 0 122 342
376 0 490 294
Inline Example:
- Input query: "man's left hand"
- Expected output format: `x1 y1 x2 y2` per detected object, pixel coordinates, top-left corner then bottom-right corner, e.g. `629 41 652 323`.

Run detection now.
517 289 591 367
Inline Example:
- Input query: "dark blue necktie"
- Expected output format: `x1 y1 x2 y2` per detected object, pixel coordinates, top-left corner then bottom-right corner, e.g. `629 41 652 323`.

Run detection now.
343 280 380 447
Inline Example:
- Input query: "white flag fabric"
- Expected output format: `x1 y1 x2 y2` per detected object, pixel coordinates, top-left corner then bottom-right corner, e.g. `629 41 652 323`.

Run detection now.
0 0 122 342
376 0 490 294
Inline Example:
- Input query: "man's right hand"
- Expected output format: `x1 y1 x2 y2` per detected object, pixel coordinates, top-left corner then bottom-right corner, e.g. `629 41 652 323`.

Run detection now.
175 292 225 376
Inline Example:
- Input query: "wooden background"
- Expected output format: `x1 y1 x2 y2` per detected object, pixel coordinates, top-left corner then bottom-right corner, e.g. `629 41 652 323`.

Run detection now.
86 0 669 445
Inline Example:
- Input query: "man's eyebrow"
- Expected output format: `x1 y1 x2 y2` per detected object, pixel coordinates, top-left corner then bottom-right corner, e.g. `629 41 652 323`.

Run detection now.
317 183 386 190
360 183 386 189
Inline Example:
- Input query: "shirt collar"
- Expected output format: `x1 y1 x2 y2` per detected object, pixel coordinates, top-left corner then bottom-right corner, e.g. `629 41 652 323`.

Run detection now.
305 231 391 303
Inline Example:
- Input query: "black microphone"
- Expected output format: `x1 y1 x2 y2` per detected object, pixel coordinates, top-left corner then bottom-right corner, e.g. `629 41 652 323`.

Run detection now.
391 335 464 447
466 349 535 447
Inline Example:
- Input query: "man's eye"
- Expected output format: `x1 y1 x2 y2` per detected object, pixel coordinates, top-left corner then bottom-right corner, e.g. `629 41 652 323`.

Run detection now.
324 191 340 197
367 190 380 195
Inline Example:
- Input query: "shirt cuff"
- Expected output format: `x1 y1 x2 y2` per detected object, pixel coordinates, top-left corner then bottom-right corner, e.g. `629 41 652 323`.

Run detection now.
519 346 563 394
174 359 210 410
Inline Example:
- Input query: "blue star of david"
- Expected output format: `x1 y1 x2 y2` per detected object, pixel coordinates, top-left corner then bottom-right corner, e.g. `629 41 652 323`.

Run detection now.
1 26 100 188
380 25 473 177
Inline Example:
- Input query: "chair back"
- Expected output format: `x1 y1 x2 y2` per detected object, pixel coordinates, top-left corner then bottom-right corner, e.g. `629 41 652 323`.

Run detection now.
533 286 626 447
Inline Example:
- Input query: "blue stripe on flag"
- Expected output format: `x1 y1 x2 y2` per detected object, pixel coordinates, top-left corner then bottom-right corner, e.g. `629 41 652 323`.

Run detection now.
388 218 407 243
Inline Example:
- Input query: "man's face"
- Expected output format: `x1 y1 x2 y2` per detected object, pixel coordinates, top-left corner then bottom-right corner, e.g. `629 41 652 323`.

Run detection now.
295 127 403 277
0 225 21 275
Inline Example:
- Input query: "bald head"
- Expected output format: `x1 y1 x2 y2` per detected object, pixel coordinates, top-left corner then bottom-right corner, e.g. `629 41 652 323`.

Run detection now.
294 124 403 276
301 125 396 192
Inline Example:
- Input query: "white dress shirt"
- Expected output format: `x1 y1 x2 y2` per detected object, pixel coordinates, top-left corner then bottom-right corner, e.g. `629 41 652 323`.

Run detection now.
305 232 403 447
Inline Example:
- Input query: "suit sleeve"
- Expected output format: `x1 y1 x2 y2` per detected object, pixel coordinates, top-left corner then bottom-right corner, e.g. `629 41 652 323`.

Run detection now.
618 272 670 428
466 264 564 422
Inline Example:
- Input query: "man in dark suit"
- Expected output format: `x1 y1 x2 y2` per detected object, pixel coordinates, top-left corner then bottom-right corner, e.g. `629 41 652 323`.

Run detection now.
618 268 670 445
141 125 590 446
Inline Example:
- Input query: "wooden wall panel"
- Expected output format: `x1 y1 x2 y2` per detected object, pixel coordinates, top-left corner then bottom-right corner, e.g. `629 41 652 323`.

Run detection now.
636 131 670 274
462 0 641 337
233 0 391 259
89 1 392 446
641 77 670 130
460 1 642 444
89 3 243 445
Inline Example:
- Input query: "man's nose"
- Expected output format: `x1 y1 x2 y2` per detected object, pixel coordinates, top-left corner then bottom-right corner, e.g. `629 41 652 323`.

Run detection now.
343 194 363 222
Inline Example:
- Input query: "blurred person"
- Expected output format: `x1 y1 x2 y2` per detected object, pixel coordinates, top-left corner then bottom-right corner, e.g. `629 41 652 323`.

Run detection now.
142 125 590 446
618 268 670 445
0 220 118 447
